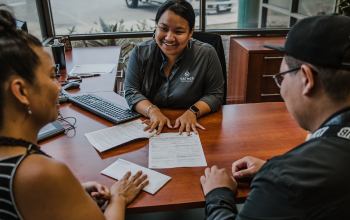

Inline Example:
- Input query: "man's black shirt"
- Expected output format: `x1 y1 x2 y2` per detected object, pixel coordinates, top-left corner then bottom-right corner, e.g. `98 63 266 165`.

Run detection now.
205 107 350 220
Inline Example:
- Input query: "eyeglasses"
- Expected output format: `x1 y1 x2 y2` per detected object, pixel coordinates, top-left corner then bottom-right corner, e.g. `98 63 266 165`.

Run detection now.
273 66 301 88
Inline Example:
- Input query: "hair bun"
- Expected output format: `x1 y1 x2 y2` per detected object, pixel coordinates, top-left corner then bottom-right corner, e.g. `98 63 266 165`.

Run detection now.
0 7 17 35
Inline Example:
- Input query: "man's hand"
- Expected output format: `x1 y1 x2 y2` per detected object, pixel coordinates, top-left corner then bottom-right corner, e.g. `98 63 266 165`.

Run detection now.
174 110 205 136
81 181 110 207
200 165 237 196
232 156 266 179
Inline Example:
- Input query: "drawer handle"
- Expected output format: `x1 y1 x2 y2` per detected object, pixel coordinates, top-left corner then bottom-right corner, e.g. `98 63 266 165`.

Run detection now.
264 57 283 59
261 93 280 97
262 75 275 78
116 69 124 78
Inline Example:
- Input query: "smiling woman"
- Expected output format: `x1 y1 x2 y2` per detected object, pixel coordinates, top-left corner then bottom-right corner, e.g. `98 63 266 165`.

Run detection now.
124 0 224 136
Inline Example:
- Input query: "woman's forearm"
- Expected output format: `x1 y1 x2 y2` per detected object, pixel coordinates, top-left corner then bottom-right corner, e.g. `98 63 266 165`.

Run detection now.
134 100 161 118
103 195 126 220
192 101 211 118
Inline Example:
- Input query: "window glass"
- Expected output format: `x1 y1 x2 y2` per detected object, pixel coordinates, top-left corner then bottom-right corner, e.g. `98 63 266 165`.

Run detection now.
266 9 289 28
206 0 238 29
298 0 335 16
2 0 44 41
268 0 291 10
51 0 158 35
51 0 200 35
50 0 338 35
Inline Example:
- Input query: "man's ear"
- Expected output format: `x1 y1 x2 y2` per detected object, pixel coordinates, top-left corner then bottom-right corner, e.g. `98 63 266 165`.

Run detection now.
10 78 30 106
300 64 315 96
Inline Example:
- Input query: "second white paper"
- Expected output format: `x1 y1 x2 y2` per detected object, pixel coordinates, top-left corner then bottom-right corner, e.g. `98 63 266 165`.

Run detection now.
84 119 156 152
149 132 207 169
101 159 171 195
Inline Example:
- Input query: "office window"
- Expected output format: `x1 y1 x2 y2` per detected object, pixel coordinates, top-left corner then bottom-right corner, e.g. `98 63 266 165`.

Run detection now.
268 0 291 10
51 0 158 35
45 0 339 38
206 0 238 29
260 0 338 28
298 0 335 16
266 9 290 28
2 0 44 41
51 0 203 36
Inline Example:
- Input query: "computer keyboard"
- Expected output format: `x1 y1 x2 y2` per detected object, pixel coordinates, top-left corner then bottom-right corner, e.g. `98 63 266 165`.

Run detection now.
67 94 141 124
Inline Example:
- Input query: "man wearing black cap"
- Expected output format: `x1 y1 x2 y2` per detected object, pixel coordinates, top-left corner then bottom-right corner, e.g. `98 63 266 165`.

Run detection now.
200 14 350 219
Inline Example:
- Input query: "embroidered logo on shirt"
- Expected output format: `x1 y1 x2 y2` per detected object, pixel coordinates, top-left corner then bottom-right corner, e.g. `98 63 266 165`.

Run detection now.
337 127 350 139
180 71 194 83
309 126 329 140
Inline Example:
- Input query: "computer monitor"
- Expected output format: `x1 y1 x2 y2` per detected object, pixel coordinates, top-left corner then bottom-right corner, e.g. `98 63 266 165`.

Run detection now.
15 18 28 32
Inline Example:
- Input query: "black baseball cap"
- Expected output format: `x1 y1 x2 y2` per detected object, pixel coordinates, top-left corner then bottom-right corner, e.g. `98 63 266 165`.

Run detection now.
264 14 350 70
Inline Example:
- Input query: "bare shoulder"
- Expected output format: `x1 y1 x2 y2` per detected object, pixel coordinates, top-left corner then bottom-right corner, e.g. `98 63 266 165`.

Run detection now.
16 153 69 180
13 154 105 220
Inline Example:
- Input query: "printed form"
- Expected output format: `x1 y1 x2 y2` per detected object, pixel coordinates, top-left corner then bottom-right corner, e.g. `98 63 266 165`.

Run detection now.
149 132 207 169
84 119 156 152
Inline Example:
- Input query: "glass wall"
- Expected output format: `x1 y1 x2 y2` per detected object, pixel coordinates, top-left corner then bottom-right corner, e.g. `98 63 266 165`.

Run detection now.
260 0 337 28
1 0 44 40
51 0 159 35
5 0 340 41
266 9 290 28
298 0 336 16
268 0 291 10
206 0 238 29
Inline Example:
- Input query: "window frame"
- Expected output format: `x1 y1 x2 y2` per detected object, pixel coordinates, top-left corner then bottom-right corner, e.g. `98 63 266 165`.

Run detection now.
38 0 339 43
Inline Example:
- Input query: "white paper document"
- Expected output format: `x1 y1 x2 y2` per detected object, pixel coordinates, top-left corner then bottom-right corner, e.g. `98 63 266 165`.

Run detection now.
149 132 207 169
69 63 116 75
84 119 156 152
101 159 171 194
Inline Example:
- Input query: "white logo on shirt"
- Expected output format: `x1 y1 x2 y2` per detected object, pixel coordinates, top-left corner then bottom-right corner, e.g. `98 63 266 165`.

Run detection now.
309 126 329 140
338 127 350 139
180 71 194 83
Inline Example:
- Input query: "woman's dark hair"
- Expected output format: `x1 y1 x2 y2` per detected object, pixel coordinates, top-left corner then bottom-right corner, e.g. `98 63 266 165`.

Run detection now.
0 5 42 128
140 0 195 101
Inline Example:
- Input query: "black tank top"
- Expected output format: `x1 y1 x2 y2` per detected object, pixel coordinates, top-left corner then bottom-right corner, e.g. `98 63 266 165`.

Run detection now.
0 144 49 220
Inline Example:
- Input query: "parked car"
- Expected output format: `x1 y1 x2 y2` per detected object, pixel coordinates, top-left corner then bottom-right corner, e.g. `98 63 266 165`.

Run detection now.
125 0 235 14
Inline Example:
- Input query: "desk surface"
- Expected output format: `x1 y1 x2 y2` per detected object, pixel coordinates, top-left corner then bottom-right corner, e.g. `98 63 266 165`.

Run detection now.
43 47 307 214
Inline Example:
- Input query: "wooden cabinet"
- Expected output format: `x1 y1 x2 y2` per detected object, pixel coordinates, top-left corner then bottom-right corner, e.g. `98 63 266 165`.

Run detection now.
227 36 286 104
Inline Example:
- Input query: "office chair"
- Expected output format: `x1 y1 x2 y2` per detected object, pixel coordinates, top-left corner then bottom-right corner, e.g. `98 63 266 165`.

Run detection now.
192 32 227 105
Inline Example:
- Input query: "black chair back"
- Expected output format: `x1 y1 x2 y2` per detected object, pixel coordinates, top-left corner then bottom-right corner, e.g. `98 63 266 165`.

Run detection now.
192 32 227 105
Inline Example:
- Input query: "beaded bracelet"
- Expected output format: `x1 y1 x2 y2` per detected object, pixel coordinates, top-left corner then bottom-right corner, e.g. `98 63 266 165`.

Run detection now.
146 104 158 118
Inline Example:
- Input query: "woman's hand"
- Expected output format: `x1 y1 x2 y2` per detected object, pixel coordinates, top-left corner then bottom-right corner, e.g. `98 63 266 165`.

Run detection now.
174 110 205 135
232 156 266 179
81 181 110 207
110 170 149 205
142 108 172 135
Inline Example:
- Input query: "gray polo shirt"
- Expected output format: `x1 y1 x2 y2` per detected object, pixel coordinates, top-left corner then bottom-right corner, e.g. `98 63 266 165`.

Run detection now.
124 39 224 112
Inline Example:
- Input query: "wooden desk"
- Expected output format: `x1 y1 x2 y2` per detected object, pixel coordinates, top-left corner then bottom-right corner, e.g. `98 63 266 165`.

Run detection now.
42 47 307 214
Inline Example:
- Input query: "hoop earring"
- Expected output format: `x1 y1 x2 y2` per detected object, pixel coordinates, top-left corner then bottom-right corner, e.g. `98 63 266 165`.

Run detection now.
27 106 32 115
